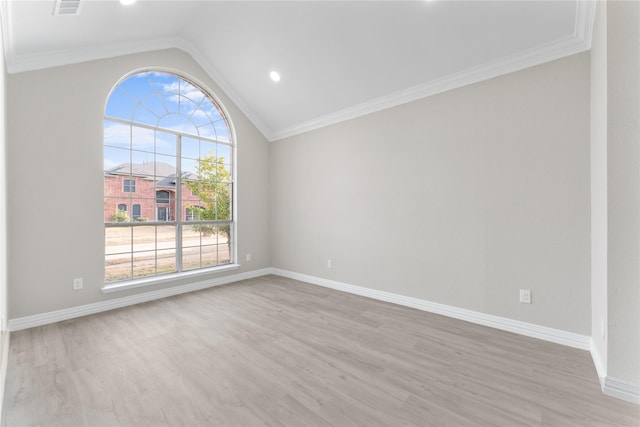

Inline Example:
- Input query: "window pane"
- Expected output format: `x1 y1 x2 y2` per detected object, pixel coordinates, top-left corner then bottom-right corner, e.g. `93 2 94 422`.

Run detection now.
130 150 152 167
132 251 157 278
179 95 199 118
217 144 231 162
105 198 132 223
197 123 215 139
132 105 160 127
119 73 156 99
105 71 234 283
105 89 137 119
200 140 216 158
154 154 177 175
182 224 203 248
104 146 130 172
157 225 175 250
104 121 130 148
141 94 168 118
130 198 152 222
182 137 199 159
201 245 218 268
182 245 201 271
158 114 198 136
155 131 176 156
157 249 177 275
105 253 132 282
131 126 155 152
180 80 205 105
133 225 156 253
181 158 198 176
158 92 180 114
105 227 132 256
213 120 230 142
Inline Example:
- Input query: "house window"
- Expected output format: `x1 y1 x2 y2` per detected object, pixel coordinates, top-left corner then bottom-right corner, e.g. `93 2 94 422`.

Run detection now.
156 190 170 204
123 179 136 193
132 204 141 220
104 71 235 283
117 204 127 212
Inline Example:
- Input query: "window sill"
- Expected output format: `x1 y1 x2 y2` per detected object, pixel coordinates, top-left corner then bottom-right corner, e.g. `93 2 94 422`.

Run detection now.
101 264 241 294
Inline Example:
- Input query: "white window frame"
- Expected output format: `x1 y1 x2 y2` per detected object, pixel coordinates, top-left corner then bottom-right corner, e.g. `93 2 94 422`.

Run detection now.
103 70 238 292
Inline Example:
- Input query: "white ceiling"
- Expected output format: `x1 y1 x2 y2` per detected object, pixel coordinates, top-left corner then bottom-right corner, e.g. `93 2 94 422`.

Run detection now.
2 0 594 141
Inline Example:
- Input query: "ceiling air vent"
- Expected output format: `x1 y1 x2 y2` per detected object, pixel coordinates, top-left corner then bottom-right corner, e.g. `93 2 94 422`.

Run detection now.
53 0 81 16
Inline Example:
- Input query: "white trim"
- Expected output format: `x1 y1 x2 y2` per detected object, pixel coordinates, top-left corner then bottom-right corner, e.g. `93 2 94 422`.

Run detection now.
101 264 241 293
603 377 640 405
8 268 271 332
269 34 590 141
2 2 596 143
268 0 596 141
269 268 591 350
575 0 597 51
5 37 179 74
590 339 607 387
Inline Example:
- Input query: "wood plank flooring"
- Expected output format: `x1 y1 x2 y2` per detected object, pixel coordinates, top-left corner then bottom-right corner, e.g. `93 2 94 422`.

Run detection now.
2 275 639 426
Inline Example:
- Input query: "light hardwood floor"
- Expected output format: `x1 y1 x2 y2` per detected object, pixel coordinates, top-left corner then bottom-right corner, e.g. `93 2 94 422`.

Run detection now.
2 275 639 426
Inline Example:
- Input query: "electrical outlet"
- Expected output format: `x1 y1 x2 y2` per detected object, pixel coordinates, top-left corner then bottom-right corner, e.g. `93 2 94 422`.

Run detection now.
246 253 251 262
327 259 332 269
519 289 531 304
73 277 83 290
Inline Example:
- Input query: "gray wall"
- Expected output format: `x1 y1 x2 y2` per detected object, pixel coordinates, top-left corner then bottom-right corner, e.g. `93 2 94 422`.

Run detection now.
607 0 640 386
7 49 270 319
270 53 591 334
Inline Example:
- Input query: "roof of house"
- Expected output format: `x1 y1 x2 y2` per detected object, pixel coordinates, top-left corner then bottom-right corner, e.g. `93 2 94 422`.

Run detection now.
106 161 176 178
105 162 198 189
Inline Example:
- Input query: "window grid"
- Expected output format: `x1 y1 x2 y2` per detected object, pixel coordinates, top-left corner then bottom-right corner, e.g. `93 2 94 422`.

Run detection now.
123 179 136 193
104 71 234 283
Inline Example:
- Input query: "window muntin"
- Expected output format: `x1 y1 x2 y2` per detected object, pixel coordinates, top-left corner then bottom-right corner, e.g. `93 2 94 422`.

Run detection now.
104 71 234 283
123 179 136 193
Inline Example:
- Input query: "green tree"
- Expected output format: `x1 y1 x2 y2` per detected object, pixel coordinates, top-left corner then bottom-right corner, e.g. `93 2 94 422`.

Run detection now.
184 153 232 246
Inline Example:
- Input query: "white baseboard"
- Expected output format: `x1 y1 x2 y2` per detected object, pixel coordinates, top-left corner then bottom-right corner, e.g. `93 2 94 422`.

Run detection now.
6 267 635 405
604 376 640 404
269 268 591 351
590 340 607 388
8 268 271 331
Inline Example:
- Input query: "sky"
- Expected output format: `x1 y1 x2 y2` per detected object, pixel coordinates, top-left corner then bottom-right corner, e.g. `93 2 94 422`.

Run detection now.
104 71 231 175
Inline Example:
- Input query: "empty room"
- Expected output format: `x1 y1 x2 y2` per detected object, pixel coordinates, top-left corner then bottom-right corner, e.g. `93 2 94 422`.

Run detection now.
0 0 638 425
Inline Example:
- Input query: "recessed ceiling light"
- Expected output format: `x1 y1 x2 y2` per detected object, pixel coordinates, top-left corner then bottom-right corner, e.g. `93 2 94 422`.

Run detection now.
120 0 136 5
270 71 281 82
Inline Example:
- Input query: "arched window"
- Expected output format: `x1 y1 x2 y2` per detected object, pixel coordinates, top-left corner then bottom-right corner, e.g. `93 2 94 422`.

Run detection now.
104 71 234 284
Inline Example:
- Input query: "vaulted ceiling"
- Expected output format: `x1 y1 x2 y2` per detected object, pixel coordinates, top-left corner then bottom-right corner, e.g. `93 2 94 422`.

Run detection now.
2 1 594 141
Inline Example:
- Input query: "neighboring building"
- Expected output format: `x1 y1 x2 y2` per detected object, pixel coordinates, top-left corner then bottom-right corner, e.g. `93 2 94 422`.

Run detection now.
104 161 200 223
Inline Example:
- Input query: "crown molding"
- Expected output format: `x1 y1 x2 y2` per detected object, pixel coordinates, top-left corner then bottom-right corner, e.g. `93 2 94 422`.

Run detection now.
2 0 596 143
269 0 596 141
270 35 586 140
5 37 180 74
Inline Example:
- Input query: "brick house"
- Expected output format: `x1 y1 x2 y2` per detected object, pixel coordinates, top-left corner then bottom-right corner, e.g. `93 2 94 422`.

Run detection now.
104 162 200 223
